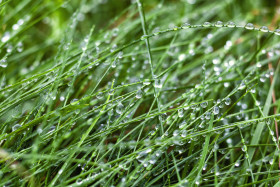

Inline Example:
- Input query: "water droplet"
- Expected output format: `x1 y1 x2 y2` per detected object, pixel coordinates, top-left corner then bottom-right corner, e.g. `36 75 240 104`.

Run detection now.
141 34 148 40
203 22 212 27
181 130 187 137
96 92 103 99
178 109 184 118
143 79 151 86
241 145 247 152
182 22 191 29
58 169 63 175
0 59 7 68
136 89 143 99
238 82 246 90
76 178 83 185
214 21 223 27
225 98 231 105
245 23 254 30
274 29 280 35
178 54 186 61
235 160 240 167
116 102 124 115
111 60 117 68
213 143 219 151
154 79 162 88
213 106 219 115
1 32 10 43
200 102 208 108
173 130 179 137
226 21 236 28
12 124 22 131
260 26 269 32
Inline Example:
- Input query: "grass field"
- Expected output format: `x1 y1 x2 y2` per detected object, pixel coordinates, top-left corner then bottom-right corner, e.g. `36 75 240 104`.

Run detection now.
1 0 280 186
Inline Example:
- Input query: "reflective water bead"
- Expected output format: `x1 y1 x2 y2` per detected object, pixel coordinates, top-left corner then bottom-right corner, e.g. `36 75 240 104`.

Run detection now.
181 130 187 138
226 21 236 28
238 82 246 90
154 79 162 88
111 60 117 68
225 98 231 105
181 22 191 29
245 23 254 30
12 124 22 131
1 32 10 43
260 26 269 32
141 34 149 40
143 79 151 86
200 101 208 108
136 89 143 99
0 59 7 68
173 130 179 136
76 178 83 185
274 29 280 35
178 109 184 118
215 21 223 27
213 106 219 115
203 22 212 27
116 102 124 114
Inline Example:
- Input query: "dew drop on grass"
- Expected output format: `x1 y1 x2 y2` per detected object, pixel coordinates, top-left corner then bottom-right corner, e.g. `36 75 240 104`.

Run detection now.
274 29 280 35
214 21 223 27
141 34 148 40
76 178 83 185
116 102 124 115
225 98 231 105
213 106 219 115
181 22 191 28
238 82 246 90
178 109 184 118
226 21 236 28
111 60 117 68
173 130 179 136
96 92 103 99
235 160 240 167
12 124 22 131
181 130 187 137
200 101 208 108
1 32 10 43
154 79 162 88
0 59 7 68
260 26 269 32
136 89 143 99
241 145 247 152
143 79 151 86
203 22 211 27
245 23 254 30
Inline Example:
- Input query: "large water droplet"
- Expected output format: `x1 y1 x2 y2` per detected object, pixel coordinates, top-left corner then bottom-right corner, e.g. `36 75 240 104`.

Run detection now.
203 22 211 27
214 21 223 27
181 22 191 29
225 98 231 105
154 79 162 88
1 32 10 43
178 109 184 118
136 89 143 99
116 102 124 114
260 26 269 32
245 23 254 30
274 29 280 35
200 102 208 108
213 106 219 115
226 21 236 28
12 124 22 131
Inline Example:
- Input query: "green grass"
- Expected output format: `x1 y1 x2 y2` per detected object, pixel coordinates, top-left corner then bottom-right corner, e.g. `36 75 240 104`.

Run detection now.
1 0 280 186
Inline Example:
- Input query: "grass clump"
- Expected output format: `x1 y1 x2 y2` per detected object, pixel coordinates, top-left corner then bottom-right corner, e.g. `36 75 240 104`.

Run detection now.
1 0 280 186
